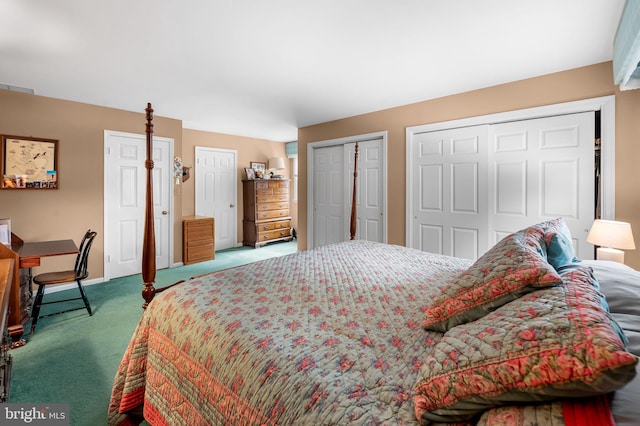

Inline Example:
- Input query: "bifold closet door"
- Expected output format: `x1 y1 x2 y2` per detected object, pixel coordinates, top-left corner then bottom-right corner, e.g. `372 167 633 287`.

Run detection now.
409 125 489 260
312 138 386 249
408 111 595 260
313 145 346 248
488 112 594 259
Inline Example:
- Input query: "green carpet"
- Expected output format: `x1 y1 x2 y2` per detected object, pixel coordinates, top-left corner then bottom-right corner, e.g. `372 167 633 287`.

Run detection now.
9 240 297 426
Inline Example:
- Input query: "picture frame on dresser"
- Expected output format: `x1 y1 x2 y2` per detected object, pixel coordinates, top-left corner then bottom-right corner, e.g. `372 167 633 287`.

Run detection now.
250 162 266 179
0 218 10 246
250 161 266 173
1 135 58 189
245 167 255 180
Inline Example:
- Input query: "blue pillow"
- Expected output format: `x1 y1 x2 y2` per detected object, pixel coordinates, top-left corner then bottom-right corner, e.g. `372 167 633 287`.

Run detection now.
536 217 579 270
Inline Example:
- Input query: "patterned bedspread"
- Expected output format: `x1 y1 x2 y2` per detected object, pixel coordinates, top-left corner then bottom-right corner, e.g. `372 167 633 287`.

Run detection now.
108 240 626 425
108 240 470 425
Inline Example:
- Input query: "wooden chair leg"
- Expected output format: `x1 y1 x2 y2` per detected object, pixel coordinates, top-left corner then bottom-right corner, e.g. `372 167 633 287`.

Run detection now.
77 280 92 316
30 285 45 334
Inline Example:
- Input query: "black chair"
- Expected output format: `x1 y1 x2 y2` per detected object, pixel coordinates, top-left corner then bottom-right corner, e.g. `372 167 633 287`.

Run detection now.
30 230 97 333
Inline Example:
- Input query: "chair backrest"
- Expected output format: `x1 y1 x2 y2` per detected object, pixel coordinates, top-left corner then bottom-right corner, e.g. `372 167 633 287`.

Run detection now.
74 230 97 280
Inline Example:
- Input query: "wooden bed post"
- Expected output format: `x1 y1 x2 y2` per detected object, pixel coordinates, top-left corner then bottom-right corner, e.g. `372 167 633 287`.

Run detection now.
350 142 359 240
141 103 157 308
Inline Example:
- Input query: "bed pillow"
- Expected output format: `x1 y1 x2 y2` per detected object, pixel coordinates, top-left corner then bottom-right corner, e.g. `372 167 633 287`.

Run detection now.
413 266 638 423
581 259 640 317
535 217 579 270
422 226 562 332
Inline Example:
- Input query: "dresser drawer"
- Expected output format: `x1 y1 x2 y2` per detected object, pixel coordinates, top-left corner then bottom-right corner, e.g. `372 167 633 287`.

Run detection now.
185 223 214 241
256 194 289 203
258 228 291 241
257 219 291 232
185 241 214 263
257 202 289 211
257 209 289 220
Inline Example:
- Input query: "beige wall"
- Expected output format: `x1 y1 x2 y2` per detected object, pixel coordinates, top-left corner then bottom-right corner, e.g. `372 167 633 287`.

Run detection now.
298 62 640 270
3 60 639 275
0 90 183 279
0 90 291 281
181 129 291 244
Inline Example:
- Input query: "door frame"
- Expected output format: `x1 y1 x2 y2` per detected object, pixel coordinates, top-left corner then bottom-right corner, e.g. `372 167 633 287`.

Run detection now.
103 130 175 281
307 131 388 248
406 96 615 248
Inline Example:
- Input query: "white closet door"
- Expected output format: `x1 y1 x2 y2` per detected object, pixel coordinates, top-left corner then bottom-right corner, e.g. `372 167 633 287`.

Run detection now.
313 145 345 247
409 125 489 259
346 139 385 243
489 112 594 258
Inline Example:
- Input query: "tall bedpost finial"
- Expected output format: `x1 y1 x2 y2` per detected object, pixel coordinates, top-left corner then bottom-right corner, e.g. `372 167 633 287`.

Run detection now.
142 103 156 308
350 142 359 240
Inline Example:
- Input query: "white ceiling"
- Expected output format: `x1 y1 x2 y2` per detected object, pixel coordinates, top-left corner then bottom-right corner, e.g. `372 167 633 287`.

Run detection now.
0 0 627 142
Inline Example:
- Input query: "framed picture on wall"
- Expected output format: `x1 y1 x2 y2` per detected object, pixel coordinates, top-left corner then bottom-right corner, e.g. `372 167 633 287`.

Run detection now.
1 134 58 189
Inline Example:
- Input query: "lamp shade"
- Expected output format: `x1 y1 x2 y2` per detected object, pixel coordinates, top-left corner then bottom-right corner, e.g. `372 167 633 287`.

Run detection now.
586 219 636 250
268 157 285 170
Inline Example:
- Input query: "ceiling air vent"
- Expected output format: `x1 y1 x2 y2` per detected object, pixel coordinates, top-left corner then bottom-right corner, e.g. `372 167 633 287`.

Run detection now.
0 83 35 94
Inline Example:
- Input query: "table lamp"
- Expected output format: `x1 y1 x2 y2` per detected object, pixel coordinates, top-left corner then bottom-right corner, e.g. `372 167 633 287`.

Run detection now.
586 219 636 263
268 157 285 179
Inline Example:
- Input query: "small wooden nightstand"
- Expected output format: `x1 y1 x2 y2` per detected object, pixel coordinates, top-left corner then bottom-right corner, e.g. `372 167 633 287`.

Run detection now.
182 216 215 265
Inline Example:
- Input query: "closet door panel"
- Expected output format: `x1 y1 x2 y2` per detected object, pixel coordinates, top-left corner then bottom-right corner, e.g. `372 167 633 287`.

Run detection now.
489 112 594 258
409 125 488 259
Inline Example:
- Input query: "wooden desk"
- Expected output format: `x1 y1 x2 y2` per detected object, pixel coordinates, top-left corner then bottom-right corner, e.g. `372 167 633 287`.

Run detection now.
16 239 79 269
0 233 78 346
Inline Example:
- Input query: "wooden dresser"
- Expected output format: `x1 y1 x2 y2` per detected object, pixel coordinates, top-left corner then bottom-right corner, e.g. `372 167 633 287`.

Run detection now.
0 234 31 345
182 216 215 265
0 258 13 402
243 179 293 248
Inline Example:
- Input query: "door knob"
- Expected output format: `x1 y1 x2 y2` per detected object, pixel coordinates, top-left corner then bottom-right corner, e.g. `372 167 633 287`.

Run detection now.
230 204 235 208
162 211 168 215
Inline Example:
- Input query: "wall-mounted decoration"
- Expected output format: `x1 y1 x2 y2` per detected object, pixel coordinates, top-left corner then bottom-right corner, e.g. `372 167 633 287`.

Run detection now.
173 156 192 184
181 166 191 182
174 156 184 185
1 135 58 189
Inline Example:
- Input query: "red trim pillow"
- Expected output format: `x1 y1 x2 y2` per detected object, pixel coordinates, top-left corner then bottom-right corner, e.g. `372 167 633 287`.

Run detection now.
413 266 638 423
422 226 562 332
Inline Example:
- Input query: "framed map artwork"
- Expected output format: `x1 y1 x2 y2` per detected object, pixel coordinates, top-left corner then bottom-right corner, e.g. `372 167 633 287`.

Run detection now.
1 135 59 189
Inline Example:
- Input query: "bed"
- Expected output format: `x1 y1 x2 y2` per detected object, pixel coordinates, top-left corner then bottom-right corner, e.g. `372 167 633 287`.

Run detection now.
108 105 639 425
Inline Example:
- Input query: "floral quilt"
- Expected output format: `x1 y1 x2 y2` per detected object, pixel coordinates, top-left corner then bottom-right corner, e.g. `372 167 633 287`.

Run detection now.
107 240 627 425
108 241 468 425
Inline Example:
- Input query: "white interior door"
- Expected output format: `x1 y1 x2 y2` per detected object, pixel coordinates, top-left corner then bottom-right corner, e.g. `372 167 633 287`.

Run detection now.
346 140 385 242
488 112 594 257
104 131 173 279
195 147 237 250
313 145 345 248
409 125 489 259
